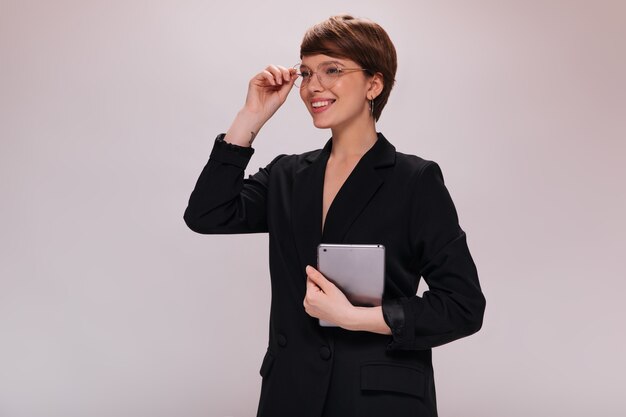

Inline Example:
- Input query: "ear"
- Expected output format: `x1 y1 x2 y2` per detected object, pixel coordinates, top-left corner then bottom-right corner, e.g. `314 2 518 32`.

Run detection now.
367 72 384 100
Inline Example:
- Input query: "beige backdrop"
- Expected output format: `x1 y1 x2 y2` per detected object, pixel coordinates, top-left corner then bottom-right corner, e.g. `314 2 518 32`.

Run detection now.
1 1 625 416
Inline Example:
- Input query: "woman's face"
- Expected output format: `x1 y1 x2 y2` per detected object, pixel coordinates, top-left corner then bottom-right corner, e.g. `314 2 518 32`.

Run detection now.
298 54 373 131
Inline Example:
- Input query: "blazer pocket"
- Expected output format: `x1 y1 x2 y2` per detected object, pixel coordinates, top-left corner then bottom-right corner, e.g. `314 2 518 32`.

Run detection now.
360 362 425 398
259 350 275 378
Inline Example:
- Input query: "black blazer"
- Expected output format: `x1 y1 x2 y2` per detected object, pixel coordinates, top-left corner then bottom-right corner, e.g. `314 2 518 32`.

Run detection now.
184 132 485 417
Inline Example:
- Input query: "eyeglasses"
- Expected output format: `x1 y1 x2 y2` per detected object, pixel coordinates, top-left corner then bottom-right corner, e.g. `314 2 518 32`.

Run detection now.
293 62 370 89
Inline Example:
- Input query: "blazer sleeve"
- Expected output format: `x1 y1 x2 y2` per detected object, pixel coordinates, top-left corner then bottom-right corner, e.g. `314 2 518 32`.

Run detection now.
382 162 486 350
183 133 285 234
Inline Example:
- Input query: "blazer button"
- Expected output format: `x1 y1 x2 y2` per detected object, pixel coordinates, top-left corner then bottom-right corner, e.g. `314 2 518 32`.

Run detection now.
277 334 287 347
319 346 331 360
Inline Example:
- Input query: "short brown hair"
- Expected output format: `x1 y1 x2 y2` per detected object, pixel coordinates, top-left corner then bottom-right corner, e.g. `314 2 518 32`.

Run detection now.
300 14 397 121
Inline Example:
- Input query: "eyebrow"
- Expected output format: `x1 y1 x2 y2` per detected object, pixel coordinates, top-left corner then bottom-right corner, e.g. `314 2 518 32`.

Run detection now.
300 60 345 68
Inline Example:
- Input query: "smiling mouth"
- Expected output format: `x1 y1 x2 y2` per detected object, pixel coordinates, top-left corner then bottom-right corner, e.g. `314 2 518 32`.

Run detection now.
311 99 336 113
311 99 335 108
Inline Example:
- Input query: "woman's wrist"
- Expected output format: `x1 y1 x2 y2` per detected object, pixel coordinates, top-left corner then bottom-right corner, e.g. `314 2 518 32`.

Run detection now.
224 108 267 147
343 306 392 335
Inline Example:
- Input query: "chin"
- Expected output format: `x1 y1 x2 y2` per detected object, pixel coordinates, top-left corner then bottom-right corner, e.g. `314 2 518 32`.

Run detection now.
311 116 333 129
313 120 332 129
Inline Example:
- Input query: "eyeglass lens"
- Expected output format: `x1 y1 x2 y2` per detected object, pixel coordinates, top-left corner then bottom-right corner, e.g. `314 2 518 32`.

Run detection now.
294 63 342 88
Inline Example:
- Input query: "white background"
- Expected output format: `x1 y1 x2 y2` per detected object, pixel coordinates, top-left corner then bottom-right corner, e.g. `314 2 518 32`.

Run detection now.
1 1 625 416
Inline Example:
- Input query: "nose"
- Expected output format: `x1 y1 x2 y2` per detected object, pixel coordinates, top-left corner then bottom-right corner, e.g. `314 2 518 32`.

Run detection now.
306 73 325 92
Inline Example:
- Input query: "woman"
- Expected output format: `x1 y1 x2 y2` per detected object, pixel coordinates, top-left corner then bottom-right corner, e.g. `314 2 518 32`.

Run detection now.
184 14 485 417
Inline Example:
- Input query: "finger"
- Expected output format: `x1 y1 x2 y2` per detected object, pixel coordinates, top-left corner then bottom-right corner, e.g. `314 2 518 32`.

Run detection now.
277 70 298 97
277 65 291 83
304 279 317 311
303 299 316 317
285 68 298 89
259 70 276 86
306 277 321 294
305 276 315 291
302 296 310 313
266 65 284 85
306 265 331 292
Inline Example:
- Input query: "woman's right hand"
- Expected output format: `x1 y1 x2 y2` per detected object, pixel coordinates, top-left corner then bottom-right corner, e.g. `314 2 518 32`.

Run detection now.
243 65 297 124
224 65 297 147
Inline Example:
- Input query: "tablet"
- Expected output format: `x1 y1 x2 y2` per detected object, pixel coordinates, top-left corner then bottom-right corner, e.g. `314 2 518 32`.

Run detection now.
316 243 385 327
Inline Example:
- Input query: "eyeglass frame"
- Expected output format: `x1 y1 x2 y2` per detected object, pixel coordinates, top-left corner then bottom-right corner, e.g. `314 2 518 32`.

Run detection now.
292 61 372 89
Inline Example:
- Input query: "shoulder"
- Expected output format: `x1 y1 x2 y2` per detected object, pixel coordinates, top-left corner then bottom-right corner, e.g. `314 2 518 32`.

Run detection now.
388 142 450 195
394 150 440 181
265 148 323 171
377 133 440 179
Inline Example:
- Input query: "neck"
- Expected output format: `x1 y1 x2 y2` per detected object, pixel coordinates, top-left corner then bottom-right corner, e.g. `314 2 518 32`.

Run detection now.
329 117 378 160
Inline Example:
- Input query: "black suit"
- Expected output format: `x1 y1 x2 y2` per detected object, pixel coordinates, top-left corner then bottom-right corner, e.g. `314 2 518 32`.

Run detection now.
184 132 485 417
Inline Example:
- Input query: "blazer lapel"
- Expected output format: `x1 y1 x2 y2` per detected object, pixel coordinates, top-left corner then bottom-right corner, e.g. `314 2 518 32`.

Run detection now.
322 133 396 243
292 133 396 271
292 140 331 271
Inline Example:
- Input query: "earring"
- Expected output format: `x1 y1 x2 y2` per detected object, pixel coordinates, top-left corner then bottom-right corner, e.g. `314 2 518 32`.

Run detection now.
369 98 375 117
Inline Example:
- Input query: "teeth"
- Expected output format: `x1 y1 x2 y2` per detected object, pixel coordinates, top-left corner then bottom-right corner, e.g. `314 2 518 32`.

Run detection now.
312 100 333 108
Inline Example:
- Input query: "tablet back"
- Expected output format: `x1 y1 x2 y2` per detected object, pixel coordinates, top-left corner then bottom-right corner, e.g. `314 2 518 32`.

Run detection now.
316 244 385 327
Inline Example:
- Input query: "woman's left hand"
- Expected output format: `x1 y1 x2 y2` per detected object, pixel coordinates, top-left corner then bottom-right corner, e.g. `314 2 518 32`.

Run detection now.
303 265 355 328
